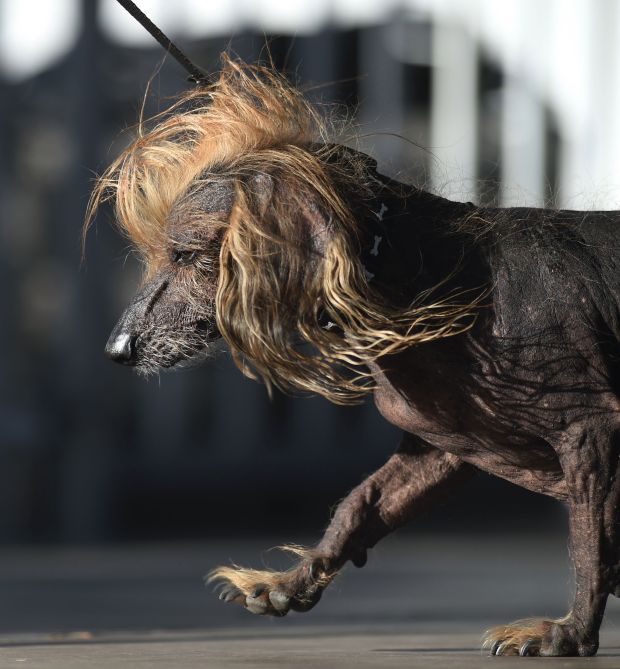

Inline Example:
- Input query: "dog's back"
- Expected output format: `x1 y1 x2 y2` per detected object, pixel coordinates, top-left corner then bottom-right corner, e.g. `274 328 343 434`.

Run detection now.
485 205 620 346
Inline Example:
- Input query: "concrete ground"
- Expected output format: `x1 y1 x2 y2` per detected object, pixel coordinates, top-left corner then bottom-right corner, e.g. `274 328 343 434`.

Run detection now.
2 534 620 667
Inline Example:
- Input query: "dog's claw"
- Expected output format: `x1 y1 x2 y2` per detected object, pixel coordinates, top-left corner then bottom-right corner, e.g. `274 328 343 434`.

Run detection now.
498 642 511 656
519 639 538 656
490 640 502 656
219 585 243 603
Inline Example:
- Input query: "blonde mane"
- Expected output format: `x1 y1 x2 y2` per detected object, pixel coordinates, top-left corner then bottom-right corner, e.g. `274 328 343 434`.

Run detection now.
87 55 481 404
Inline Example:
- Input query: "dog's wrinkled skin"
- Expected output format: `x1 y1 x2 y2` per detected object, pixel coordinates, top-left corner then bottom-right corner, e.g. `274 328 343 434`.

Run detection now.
98 60 620 657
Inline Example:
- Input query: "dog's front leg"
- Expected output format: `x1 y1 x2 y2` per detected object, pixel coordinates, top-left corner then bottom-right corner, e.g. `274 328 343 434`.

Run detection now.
210 433 474 616
315 433 474 571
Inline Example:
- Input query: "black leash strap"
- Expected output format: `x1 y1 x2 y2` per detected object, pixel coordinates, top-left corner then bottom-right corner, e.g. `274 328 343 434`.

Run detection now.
115 0 208 84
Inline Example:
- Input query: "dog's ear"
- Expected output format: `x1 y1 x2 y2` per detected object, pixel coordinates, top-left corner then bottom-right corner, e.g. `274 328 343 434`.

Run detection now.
243 168 332 256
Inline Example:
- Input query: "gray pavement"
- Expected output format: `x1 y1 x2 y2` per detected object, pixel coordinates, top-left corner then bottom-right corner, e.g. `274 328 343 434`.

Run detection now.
2 534 620 667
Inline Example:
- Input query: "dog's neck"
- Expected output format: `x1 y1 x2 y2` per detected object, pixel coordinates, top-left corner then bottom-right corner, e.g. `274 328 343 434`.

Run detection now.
354 172 487 307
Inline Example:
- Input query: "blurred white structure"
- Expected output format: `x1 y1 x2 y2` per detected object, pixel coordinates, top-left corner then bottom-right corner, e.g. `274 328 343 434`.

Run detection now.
418 0 620 208
2 0 620 208
0 0 81 81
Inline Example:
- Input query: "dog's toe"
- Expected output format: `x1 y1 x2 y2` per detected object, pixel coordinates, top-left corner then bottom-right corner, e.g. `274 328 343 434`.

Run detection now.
483 619 552 656
245 592 271 615
268 590 291 613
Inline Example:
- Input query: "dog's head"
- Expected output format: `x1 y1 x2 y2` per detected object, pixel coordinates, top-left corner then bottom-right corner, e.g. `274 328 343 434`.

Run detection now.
102 174 233 374
101 159 337 376
89 57 376 397
88 56 479 403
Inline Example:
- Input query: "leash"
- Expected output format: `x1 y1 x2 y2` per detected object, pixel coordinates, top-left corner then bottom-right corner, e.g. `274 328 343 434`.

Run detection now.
114 0 208 84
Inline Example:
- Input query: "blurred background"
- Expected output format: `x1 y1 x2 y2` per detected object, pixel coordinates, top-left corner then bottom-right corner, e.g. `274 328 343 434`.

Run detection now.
3 0 618 551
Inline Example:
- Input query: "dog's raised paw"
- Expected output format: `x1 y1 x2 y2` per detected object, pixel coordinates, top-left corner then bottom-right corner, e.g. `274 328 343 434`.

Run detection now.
207 547 336 617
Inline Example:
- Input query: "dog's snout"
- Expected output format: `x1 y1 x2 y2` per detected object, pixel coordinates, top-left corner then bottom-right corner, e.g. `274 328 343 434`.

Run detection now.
105 332 137 365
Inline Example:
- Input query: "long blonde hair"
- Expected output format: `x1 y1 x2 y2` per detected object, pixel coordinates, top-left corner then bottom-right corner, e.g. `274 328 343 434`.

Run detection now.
87 55 483 404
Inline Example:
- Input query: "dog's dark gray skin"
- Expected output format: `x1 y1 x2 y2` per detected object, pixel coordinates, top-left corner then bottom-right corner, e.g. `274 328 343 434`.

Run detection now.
106 156 620 657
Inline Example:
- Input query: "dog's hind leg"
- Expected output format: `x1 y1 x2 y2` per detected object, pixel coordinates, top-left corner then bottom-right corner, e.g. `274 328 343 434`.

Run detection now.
209 433 474 616
484 423 620 657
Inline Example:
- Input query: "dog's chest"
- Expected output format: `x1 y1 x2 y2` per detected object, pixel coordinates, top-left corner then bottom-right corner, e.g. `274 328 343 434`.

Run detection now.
369 344 567 497
371 356 505 448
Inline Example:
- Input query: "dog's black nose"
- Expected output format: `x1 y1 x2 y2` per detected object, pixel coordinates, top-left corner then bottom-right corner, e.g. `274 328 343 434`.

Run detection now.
105 332 137 365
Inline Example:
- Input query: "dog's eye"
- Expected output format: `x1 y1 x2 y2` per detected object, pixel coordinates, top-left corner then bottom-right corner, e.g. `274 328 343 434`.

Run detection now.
172 249 199 266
